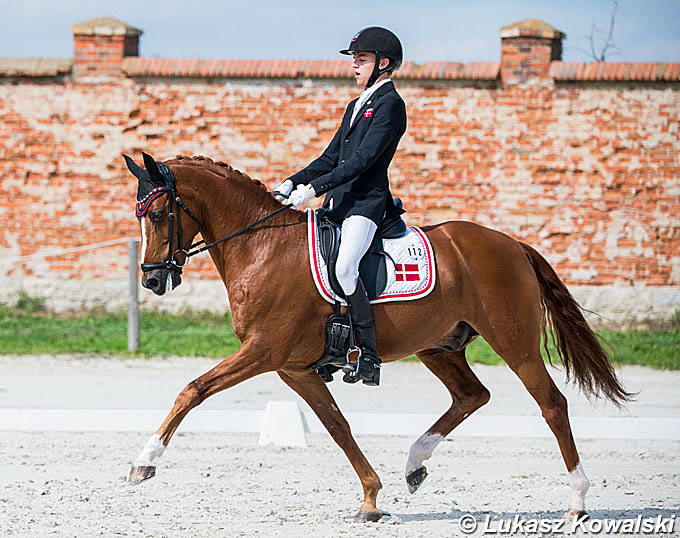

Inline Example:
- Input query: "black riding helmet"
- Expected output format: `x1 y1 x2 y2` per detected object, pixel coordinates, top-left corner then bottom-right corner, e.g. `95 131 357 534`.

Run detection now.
340 27 403 88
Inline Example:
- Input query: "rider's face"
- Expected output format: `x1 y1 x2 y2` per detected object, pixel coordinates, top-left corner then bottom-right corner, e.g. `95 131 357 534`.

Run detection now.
352 51 376 89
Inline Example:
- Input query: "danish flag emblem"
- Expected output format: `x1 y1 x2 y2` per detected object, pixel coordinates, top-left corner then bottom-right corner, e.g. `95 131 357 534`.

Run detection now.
395 263 420 282
364 108 373 118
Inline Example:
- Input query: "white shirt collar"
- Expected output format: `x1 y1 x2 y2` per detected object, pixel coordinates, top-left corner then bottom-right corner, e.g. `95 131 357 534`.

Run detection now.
351 78 391 124
359 77 392 103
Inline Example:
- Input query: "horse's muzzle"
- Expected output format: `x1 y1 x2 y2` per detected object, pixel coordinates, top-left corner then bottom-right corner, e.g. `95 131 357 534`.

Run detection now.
142 268 182 295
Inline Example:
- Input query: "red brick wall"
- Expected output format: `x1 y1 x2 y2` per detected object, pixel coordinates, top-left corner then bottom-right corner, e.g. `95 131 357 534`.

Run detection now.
72 35 133 79
501 37 562 84
0 76 677 294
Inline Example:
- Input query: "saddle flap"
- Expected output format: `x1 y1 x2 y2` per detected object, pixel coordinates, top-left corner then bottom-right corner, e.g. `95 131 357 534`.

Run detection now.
358 235 388 299
315 209 388 300
318 215 339 265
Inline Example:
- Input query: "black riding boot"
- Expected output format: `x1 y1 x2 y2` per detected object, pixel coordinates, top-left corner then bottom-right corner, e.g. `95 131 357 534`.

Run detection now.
343 280 381 386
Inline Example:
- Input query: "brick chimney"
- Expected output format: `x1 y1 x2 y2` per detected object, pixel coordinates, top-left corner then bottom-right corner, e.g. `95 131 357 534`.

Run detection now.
500 19 565 86
71 17 142 81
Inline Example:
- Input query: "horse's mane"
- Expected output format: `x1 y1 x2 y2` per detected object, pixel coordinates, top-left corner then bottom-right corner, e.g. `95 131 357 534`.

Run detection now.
168 155 272 198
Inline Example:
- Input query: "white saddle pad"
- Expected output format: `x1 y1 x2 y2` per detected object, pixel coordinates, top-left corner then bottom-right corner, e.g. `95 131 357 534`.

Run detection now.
306 209 436 305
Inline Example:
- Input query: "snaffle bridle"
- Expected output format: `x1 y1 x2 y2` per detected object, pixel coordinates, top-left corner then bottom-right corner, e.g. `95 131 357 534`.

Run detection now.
137 160 291 275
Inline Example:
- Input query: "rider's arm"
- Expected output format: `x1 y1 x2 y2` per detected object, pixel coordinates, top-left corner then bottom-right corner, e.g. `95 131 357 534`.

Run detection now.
285 123 344 188
309 97 406 196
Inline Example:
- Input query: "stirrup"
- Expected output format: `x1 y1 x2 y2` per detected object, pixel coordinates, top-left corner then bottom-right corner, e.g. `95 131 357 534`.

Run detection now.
343 355 381 386
342 346 362 383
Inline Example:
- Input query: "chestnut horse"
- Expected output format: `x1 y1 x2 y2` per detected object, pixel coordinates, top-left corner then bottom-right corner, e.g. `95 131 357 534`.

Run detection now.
124 153 631 522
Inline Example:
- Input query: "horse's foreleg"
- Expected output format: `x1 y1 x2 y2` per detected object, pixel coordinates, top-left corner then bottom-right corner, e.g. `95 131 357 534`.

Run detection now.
128 340 279 485
277 368 384 523
407 348 490 493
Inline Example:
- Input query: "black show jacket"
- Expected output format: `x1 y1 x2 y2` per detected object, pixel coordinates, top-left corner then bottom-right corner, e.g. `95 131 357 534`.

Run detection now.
287 80 406 225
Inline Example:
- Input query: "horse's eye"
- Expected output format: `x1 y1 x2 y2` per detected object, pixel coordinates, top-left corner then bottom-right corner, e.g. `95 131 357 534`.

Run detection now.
149 209 165 222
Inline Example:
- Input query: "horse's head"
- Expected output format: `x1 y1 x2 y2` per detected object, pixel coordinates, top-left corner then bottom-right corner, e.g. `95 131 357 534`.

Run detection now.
123 153 201 296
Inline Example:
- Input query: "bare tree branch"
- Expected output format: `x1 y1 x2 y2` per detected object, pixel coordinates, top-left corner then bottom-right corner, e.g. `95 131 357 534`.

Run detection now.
601 0 619 60
587 0 620 61
590 23 599 61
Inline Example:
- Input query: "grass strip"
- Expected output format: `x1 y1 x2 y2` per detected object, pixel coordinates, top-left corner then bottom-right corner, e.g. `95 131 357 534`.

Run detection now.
464 330 679 370
0 307 241 358
1 302 678 369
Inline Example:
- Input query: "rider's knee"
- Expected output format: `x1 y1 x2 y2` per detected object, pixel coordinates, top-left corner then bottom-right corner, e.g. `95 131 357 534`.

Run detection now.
335 261 357 294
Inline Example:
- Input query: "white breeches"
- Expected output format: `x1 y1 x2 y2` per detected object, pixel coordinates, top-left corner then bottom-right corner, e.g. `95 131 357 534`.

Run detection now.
336 215 378 296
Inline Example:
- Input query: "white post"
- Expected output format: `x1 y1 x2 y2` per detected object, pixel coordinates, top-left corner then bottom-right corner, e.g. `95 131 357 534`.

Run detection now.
258 401 308 447
127 238 140 352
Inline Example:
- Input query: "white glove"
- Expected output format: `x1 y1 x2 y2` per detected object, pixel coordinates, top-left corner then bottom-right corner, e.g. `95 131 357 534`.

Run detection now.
288 184 316 207
272 179 293 201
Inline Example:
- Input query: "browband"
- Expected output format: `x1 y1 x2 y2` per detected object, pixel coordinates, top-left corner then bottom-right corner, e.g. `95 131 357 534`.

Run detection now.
135 161 177 217
136 186 170 217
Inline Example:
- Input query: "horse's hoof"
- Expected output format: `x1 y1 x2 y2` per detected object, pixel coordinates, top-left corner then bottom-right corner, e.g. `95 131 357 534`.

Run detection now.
564 509 589 521
127 465 156 485
406 465 428 494
353 510 384 523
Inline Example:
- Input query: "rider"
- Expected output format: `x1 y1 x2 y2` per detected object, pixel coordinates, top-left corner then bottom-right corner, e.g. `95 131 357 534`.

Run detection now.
273 27 407 386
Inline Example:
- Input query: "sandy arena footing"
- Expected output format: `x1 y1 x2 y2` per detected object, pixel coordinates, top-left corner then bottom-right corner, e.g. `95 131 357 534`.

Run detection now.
0 355 678 537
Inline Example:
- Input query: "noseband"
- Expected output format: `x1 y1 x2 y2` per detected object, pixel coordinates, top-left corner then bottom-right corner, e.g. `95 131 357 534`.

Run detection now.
136 160 293 275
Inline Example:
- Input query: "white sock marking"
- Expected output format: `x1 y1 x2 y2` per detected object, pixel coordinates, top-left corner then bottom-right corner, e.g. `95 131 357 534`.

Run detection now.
133 434 166 467
569 462 590 511
406 432 443 475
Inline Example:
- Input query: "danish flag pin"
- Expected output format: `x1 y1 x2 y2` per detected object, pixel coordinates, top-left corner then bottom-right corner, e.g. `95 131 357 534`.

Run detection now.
364 108 373 118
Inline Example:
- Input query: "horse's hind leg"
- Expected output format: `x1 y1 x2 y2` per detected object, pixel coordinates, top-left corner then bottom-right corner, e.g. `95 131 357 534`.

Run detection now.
487 335 590 518
277 368 384 523
407 348 490 493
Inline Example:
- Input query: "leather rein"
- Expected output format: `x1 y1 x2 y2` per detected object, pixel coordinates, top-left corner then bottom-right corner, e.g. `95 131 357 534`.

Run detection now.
138 162 292 274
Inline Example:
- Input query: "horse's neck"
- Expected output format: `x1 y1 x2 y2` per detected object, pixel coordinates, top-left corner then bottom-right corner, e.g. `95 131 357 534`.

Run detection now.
200 173 279 238
190 167 299 282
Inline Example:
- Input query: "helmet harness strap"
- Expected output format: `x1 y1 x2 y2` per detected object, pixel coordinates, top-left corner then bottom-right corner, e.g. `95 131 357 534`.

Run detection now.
365 53 392 88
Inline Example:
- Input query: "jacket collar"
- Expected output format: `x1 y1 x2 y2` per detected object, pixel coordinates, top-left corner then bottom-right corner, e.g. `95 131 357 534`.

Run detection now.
346 80 395 134
357 78 393 106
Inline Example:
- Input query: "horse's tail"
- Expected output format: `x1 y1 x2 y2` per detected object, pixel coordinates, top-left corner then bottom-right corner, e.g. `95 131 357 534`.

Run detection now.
520 242 633 407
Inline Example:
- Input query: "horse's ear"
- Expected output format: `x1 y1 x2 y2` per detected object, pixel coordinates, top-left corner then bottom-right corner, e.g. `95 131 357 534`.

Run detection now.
122 154 147 181
142 152 162 180
124 153 164 202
